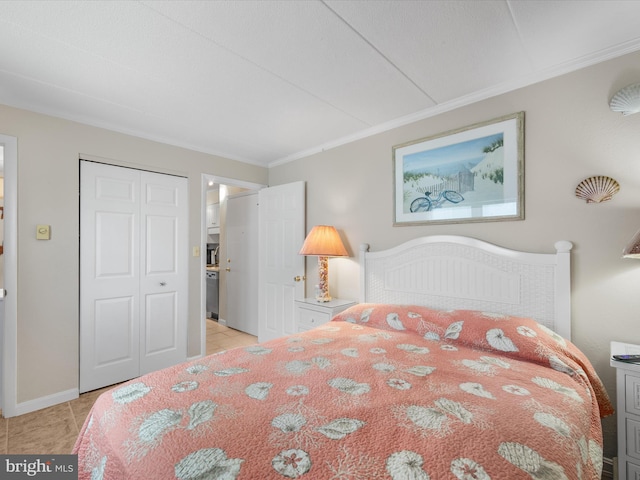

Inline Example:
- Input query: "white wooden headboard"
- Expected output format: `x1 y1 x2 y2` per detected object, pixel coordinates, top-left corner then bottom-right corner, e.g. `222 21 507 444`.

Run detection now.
359 236 573 339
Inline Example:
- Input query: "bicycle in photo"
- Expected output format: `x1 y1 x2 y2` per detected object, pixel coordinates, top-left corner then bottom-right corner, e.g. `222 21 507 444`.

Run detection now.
410 190 464 212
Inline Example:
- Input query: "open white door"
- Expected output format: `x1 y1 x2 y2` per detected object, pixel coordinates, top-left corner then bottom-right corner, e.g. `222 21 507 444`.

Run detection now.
258 182 305 342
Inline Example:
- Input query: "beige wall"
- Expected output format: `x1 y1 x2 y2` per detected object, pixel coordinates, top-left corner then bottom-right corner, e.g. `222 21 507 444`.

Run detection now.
269 50 640 458
0 104 267 403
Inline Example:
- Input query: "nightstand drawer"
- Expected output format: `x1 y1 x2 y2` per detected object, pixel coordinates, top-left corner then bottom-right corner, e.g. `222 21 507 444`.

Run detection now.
295 298 356 333
627 418 640 461
298 308 331 331
628 461 640 480
627 374 640 416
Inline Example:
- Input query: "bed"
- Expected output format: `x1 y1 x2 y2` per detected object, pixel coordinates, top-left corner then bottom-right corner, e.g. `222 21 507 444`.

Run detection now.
73 235 613 480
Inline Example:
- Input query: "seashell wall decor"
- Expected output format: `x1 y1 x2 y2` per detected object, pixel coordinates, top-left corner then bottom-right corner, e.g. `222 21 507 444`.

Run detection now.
610 82 640 116
575 176 620 203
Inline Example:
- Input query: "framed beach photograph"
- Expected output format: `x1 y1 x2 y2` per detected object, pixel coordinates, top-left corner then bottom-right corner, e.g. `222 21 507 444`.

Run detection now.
393 112 524 226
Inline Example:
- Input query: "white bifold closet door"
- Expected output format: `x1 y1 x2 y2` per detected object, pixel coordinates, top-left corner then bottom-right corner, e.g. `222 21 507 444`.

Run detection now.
80 161 188 393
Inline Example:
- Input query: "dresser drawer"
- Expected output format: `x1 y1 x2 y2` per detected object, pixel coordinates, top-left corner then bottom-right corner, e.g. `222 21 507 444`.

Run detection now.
627 418 640 461
628 461 640 480
627 374 640 416
612 343 640 480
298 307 331 331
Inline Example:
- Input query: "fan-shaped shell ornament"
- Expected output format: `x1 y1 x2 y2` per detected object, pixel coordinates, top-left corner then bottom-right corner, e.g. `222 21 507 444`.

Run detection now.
575 176 620 203
610 82 640 116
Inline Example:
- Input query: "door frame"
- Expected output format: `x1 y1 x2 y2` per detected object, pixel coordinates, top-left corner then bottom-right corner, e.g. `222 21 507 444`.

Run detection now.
200 174 265 356
1 134 18 416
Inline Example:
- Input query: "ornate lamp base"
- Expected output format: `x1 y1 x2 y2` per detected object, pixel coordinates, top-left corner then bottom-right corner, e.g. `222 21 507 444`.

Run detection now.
315 256 331 302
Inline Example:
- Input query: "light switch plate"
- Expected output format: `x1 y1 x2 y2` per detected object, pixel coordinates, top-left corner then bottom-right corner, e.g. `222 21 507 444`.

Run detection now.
36 224 51 240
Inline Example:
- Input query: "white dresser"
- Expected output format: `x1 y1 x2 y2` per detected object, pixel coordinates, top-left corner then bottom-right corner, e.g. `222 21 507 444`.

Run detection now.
294 298 356 332
611 341 640 480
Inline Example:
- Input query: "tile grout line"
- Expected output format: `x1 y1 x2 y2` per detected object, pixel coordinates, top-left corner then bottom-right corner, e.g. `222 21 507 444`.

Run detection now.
68 401 80 438
5 415 10 453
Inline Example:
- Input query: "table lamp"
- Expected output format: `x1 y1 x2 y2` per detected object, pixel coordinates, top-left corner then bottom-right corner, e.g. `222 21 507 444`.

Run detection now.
623 228 640 258
299 225 348 302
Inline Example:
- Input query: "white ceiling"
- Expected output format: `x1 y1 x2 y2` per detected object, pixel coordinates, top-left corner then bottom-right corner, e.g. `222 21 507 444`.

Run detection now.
2 1 640 167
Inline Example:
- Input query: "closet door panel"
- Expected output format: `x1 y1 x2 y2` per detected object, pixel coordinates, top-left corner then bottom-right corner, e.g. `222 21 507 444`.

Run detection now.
80 162 140 393
139 171 188 375
145 215 178 274
95 212 135 278
94 296 136 365
144 292 178 355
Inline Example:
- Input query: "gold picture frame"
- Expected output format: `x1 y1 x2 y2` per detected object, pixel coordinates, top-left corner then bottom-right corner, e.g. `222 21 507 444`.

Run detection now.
393 112 524 226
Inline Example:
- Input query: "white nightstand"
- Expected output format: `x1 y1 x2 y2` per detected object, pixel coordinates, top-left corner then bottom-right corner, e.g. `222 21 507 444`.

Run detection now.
294 298 356 332
611 341 640 480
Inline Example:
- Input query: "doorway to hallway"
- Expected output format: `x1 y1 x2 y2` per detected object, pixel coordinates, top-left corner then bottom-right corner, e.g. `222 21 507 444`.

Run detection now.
200 175 264 355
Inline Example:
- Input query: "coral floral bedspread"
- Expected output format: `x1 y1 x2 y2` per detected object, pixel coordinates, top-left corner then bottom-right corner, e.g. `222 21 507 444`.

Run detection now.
73 304 613 480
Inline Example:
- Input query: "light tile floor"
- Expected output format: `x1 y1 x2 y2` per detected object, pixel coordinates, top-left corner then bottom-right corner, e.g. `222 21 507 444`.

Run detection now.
0 319 257 454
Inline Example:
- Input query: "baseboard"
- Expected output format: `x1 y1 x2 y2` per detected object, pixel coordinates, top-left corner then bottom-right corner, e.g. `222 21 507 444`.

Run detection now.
9 388 79 418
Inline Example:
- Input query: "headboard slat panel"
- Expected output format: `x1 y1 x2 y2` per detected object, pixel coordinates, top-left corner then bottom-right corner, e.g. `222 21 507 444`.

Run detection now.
360 236 572 339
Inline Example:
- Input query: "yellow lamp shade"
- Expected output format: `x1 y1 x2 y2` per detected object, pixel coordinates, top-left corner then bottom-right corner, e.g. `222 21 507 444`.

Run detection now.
623 229 640 259
299 225 348 257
